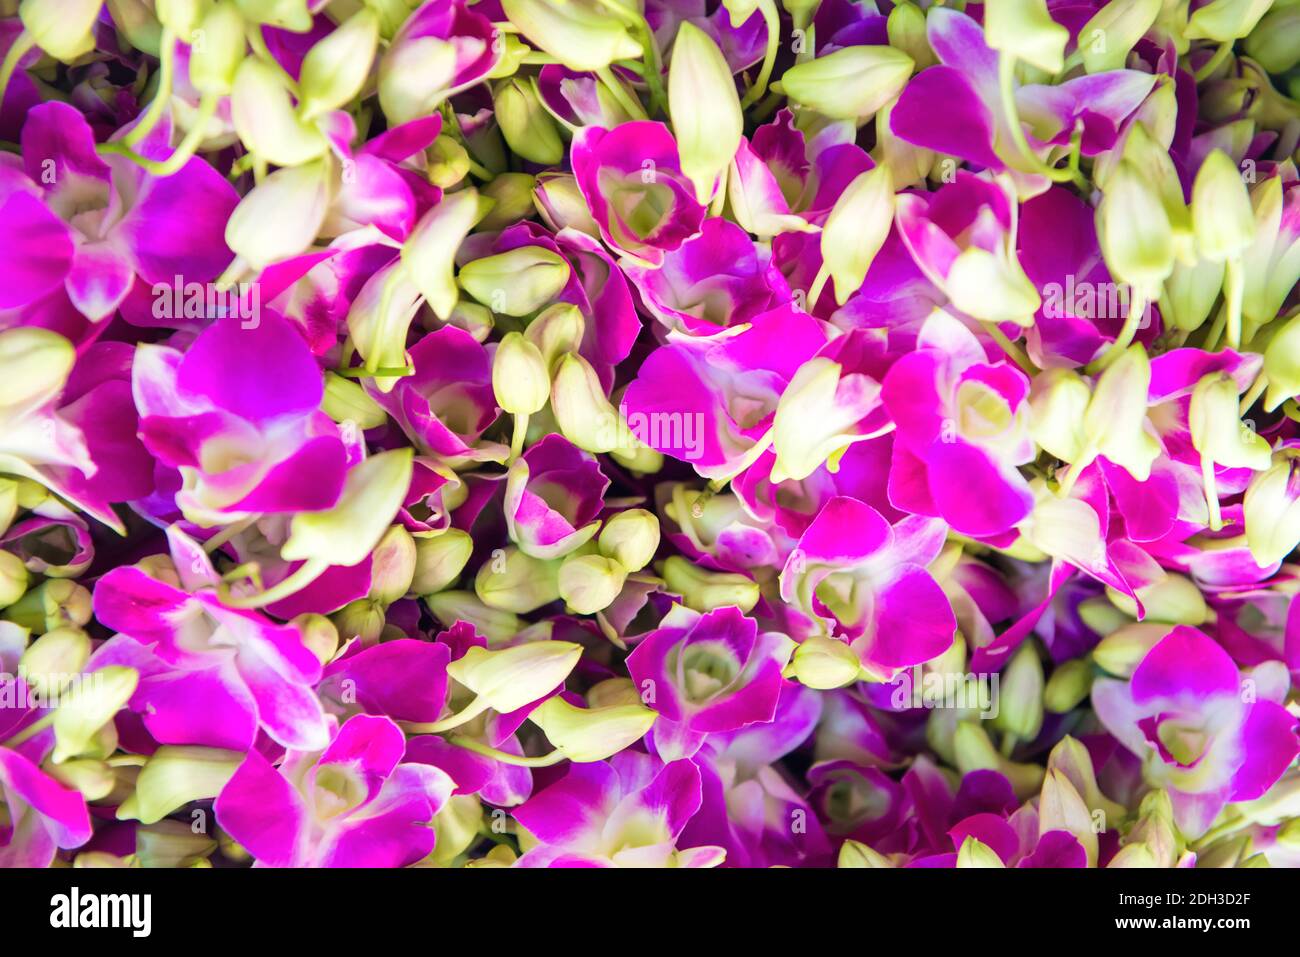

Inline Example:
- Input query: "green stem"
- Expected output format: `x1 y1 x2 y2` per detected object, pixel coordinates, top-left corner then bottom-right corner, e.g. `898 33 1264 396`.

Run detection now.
1240 372 1267 414
1193 41 1233 83
99 92 221 177
0 30 35 117
449 736 567 768
1202 455 1222 532
510 412 529 461
123 28 178 149
202 514 261 554
595 66 646 121
406 696 493 735
997 56 1087 188
1223 256 1244 350
982 321 1037 376
1086 293 1147 374
806 263 832 312
739 0 780 109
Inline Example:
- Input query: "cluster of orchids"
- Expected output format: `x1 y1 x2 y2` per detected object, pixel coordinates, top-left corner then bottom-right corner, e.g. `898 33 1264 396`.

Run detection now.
0 0 1299 871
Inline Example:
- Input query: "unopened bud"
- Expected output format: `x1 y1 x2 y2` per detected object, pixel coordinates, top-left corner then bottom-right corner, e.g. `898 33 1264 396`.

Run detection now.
475 546 562 613
529 696 656 762
368 526 417 605
20 626 90 697
425 590 522 643
492 332 551 415
495 78 565 166
993 641 1044 742
480 174 538 232
984 0 1070 72
558 553 626 615
1192 150 1256 262
775 45 914 121
460 247 571 318
1091 622 1170 677
291 613 339 665
0 550 28 610
660 555 760 613
1106 572 1207 625
446 640 582 713
1044 658 1095 713
117 746 242 825
597 509 660 572
412 530 474 595
786 635 862 689
332 599 386 646
4 579 91 634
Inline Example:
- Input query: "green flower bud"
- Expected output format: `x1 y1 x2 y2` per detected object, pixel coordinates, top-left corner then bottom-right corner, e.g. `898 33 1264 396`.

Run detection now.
534 173 602 237
1097 159 1175 299
1086 348 1161 483
475 546 562 613
1186 0 1274 41
1044 658 1095 713
525 303 585 372
1105 572 1206 625
368 526 417 605
669 21 743 202
189 1 246 96
117 746 242 825
1078 0 1161 73
1264 311 1300 412
946 245 1041 327
1029 368 1091 464
20 626 91 698
1038 768 1098 865
447 640 583 713
298 8 380 120
425 590 522 643
20 0 102 61
47 758 116 802
225 159 331 270
0 550 29 610
230 58 328 166
321 372 389 430
529 695 657 762
956 836 1006 868
660 555 760 613
952 721 1044 801
986 0 1069 71
4 579 91 634
1192 149 1256 262
1162 258 1226 332
1091 622 1171 677
291 613 339 666
838 839 895 867
332 599 386 646
443 300 495 342
283 449 414 567
412 529 474 595
479 173 538 232
134 820 217 868
558 553 626 614
430 794 483 865
427 135 472 189
0 326 75 410
1244 6 1300 71
52 666 137 763
586 676 642 709
886 3 934 70
597 509 660 573
1243 451 1300 567
993 640 1044 743
776 45 914 121
500 0 642 72
550 353 631 454
493 332 551 415
495 78 566 166
402 189 490 320
785 635 862 690
460 246 571 317
1189 373 1271 470
820 165 894 307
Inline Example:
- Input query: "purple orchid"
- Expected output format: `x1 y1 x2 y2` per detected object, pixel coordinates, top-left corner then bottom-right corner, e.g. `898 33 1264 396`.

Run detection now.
215 713 454 867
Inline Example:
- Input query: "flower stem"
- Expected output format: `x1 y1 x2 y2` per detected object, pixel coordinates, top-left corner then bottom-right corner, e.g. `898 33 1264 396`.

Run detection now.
100 92 221 177
123 28 178 149
739 0 780 109
1086 293 1147 374
596 66 647 121
981 321 1037 375
449 736 567 767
